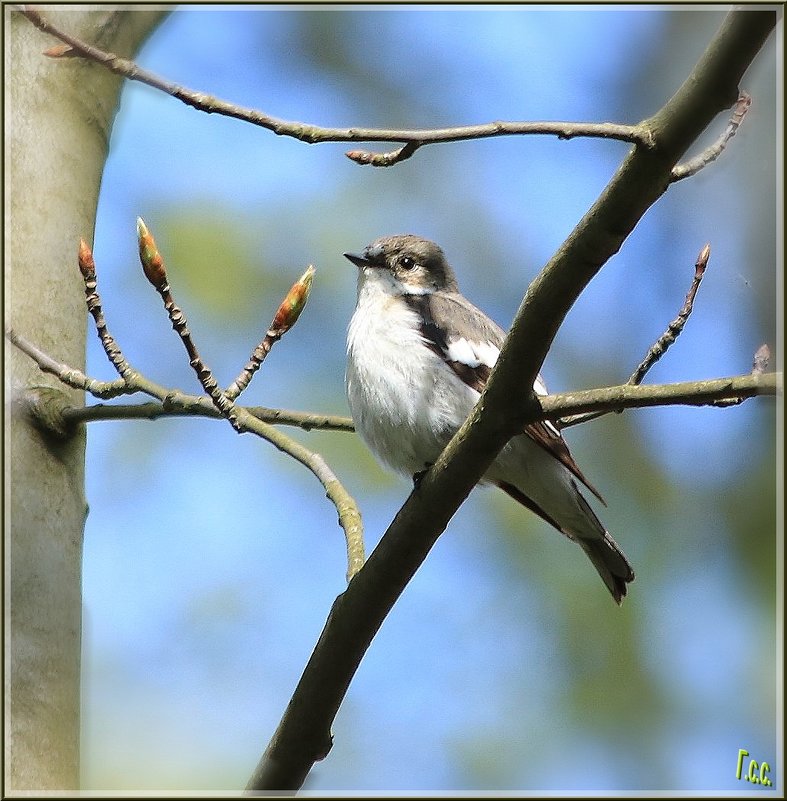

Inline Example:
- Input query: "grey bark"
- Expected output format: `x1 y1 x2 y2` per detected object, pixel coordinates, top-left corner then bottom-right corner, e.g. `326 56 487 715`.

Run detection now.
5 7 168 790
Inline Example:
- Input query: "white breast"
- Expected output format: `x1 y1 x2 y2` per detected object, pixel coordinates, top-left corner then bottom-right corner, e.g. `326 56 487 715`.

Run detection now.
346 274 478 477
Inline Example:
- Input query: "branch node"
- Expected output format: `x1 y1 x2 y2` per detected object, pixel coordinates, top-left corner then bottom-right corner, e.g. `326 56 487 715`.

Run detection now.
345 141 421 167
17 386 75 439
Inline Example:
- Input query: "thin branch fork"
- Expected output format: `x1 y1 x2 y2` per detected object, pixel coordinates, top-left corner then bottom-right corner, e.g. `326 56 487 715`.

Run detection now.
20 229 366 582
559 242 711 430
138 219 365 579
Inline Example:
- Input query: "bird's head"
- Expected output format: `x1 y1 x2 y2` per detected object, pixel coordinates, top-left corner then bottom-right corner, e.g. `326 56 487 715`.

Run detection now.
344 234 459 295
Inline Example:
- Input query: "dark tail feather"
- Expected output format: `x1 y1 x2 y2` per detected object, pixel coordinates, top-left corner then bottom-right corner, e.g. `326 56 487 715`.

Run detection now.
572 489 635 604
497 481 635 604
576 533 635 604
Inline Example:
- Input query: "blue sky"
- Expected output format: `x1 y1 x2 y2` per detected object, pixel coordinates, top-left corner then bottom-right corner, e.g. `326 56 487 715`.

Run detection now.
77 6 779 793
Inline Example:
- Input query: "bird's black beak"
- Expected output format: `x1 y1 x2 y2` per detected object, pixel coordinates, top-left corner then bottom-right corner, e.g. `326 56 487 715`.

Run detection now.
343 251 371 269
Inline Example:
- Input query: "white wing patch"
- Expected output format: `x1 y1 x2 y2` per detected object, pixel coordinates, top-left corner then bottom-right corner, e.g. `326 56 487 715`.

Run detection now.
532 374 562 436
446 337 499 369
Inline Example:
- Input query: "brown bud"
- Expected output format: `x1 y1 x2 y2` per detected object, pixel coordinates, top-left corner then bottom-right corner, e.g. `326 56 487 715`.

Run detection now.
695 243 710 276
43 44 77 58
136 217 167 288
78 238 96 278
269 265 315 337
345 150 373 164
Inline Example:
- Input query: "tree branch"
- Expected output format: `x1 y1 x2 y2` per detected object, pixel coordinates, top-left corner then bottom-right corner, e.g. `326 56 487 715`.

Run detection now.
134 220 366 578
17 5 654 161
19 5 757 174
540 373 779 419
37 374 782 434
246 9 776 791
60 400 356 432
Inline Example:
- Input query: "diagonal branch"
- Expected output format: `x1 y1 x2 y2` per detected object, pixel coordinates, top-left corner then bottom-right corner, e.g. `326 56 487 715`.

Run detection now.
246 9 776 791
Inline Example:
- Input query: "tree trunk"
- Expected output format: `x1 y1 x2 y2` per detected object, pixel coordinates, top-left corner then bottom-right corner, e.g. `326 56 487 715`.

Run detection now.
5 7 167 789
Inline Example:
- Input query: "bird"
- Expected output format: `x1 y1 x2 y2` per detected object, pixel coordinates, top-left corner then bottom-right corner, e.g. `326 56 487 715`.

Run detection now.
344 234 635 603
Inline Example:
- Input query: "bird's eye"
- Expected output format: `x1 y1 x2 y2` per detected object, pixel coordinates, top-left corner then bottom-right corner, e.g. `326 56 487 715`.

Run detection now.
400 256 416 271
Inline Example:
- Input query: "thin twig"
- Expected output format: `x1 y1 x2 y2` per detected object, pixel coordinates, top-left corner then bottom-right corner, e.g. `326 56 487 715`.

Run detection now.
6 326 130 399
628 243 711 385
225 266 315 400
20 5 751 174
236 413 365 581
559 243 711 429
18 5 650 163
60 400 355 431
225 340 277 401
137 218 241 428
671 92 752 181
538 372 779 419
78 239 136 383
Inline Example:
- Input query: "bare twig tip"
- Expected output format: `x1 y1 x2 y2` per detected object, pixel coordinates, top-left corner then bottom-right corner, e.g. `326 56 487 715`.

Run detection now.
734 91 753 124
752 343 770 376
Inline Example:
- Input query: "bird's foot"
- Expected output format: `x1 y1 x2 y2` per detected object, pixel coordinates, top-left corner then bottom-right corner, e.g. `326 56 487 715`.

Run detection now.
412 464 433 489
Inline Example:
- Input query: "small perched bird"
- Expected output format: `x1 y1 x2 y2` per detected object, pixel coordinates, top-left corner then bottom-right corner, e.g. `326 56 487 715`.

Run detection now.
344 234 635 603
